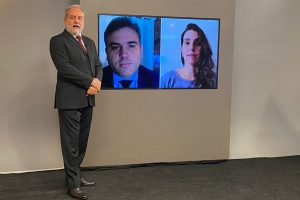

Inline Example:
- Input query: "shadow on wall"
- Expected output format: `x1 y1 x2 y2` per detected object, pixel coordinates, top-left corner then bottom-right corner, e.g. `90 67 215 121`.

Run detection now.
0 0 82 172
256 97 300 155
2 58 61 171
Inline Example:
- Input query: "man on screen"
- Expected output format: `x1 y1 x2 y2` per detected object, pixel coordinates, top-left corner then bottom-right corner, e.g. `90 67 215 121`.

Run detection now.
102 17 158 89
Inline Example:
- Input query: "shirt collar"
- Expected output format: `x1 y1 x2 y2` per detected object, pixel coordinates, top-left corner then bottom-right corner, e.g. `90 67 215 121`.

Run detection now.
113 69 139 88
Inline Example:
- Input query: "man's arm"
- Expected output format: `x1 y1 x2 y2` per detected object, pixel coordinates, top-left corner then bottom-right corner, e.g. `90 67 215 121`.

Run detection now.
90 41 104 93
86 40 104 95
92 40 103 86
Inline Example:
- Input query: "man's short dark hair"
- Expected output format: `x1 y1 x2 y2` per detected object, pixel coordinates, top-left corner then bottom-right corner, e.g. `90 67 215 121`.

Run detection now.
104 17 141 46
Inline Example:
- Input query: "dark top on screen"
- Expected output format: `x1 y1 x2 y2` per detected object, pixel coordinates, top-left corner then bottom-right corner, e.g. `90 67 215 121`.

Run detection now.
102 65 159 89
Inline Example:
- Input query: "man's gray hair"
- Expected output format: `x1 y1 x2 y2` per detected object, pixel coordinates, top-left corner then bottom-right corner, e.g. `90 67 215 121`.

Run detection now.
65 4 84 17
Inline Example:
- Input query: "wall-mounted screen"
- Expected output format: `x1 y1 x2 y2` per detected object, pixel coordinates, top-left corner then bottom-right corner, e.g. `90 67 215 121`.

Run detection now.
98 14 220 89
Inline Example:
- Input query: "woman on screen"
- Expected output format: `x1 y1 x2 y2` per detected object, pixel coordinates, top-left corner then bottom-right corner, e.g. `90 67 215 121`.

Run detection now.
161 23 216 88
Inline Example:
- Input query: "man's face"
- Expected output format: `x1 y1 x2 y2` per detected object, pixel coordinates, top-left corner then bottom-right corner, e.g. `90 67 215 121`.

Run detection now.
64 7 84 36
106 27 142 78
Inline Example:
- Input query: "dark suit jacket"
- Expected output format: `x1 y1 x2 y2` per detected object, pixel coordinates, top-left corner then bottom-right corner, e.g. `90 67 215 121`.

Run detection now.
50 29 103 109
102 65 159 89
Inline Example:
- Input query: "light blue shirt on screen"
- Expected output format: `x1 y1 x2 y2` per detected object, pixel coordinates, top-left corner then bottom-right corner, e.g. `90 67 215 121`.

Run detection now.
160 70 195 88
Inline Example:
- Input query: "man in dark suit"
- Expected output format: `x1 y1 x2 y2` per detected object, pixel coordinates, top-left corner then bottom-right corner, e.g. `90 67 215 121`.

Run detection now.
102 17 159 89
50 5 102 200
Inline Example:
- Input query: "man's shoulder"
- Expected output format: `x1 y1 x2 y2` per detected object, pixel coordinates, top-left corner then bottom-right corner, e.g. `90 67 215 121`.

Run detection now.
102 66 113 87
139 65 155 75
138 65 159 88
50 30 70 41
139 65 158 80
51 32 62 40
103 66 112 73
82 35 95 44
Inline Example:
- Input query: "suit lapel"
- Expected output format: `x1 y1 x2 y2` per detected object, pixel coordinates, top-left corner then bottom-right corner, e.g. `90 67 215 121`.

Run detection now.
82 37 95 76
63 30 88 55
62 30 95 76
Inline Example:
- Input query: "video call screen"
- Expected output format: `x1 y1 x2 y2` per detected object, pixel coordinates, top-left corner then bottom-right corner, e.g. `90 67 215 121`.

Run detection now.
98 14 220 89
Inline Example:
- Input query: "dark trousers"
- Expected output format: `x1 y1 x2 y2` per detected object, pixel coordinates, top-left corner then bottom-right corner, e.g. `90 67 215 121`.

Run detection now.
58 106 93 190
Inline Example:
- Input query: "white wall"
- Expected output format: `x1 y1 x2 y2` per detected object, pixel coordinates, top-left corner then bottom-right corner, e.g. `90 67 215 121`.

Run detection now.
2 0 299 173
81 0 234 167
0 0 234 173
0 0 78 172
230 0 300 158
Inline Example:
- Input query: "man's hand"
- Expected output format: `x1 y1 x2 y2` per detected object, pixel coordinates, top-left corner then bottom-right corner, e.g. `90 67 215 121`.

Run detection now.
87 78 101 96
86 85 100 96
91 78 101 92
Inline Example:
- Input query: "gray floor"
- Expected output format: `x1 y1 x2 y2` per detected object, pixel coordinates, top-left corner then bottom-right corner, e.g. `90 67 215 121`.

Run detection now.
1 156 300 200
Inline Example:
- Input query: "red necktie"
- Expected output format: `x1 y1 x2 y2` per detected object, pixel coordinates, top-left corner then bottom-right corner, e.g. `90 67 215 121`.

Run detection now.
76 35 87 53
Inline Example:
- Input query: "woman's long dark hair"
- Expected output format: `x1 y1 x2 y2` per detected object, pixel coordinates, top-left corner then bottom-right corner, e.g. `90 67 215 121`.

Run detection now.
181 23 216 88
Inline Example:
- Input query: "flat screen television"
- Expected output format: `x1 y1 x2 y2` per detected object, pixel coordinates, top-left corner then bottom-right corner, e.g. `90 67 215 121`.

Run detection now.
98 14 220 89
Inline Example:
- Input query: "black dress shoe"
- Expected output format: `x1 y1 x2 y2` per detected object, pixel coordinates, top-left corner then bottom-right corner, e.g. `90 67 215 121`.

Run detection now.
68 188 88 200
81 178 95 186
